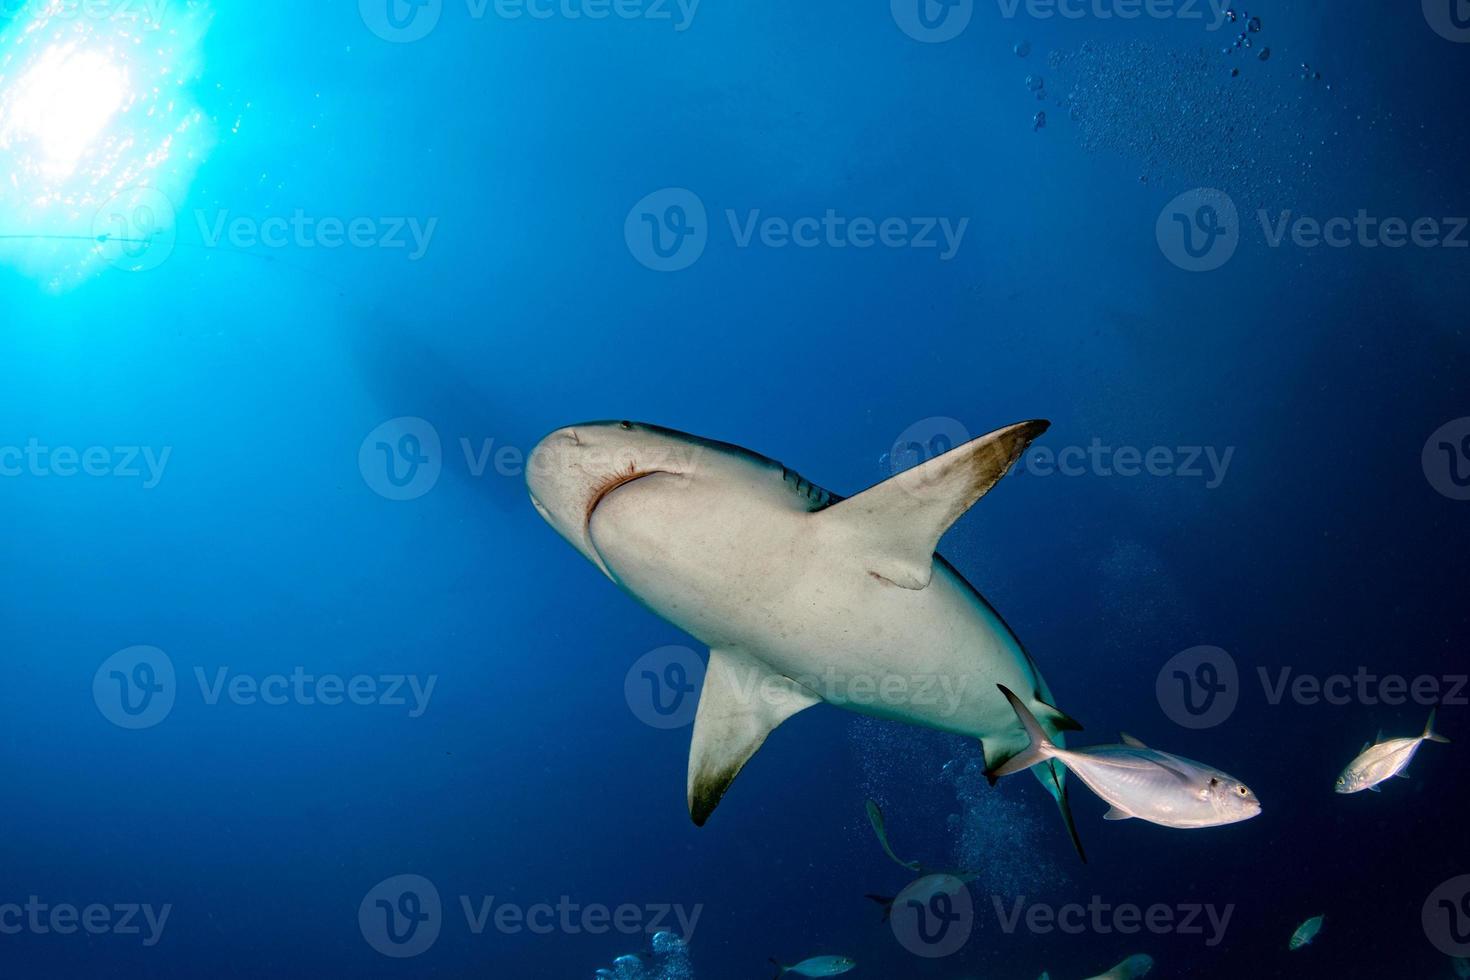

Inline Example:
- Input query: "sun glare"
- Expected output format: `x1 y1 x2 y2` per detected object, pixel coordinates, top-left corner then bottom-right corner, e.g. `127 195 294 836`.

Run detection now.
3 42 130 178
0 1 213 287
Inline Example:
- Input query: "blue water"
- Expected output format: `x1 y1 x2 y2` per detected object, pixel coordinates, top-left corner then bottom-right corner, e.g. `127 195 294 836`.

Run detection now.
2 1 1468 977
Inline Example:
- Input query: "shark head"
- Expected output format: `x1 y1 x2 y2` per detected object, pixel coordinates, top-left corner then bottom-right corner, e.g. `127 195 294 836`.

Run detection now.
526 421 715 576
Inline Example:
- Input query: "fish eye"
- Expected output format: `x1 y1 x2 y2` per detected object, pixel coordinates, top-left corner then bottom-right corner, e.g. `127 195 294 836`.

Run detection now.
1209 777 1219 787
1238 786 1248 796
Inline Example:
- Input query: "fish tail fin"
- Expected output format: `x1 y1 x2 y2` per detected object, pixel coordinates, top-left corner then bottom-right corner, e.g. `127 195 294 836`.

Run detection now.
988 684 1059 778
769 958 786 979
1425 707 1450 744
864 894 896 922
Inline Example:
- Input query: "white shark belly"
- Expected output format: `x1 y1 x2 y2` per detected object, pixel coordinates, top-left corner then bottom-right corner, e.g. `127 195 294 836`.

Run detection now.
590 484 1038 741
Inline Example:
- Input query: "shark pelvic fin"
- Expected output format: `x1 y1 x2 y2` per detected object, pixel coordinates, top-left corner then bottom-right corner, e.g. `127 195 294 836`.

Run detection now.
688 648 821 826
820 420 1049 590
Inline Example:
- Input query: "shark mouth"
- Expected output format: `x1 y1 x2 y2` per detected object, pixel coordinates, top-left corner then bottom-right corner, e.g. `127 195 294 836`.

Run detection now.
584 468 670 528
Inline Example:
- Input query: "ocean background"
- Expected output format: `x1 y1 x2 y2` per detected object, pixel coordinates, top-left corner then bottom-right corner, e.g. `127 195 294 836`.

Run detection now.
1 0 1468 977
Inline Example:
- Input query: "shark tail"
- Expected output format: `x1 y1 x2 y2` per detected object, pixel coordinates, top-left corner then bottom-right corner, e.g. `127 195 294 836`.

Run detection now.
989 685 1087 863
990 684 1059 777
1424 707 1451 744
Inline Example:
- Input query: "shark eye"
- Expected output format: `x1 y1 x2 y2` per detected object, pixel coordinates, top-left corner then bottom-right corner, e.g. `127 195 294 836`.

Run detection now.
1209 777 1219 787
619 420 634 431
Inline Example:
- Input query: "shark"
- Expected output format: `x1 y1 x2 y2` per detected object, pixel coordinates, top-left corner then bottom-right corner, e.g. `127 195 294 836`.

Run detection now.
526 419 1085 857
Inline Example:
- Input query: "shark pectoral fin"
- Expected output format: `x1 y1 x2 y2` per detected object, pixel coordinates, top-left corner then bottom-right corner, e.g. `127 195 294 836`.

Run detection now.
1103 806 1134 821
819 420 1049 591
687 648 821 826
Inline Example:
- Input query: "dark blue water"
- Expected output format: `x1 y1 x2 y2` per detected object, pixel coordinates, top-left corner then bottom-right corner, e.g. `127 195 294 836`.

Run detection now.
1 1 1468 977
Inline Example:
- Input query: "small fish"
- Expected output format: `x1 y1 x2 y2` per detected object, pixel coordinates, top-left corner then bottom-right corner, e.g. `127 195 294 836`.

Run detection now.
769 955 856 977
1289 914 1324 950
864 799 981 879
1335 710 1449 793
991 686 1262 828
1083 953 1153 979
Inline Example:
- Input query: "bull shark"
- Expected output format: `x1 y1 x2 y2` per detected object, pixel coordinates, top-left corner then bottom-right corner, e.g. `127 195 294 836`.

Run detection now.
526 419 1086 857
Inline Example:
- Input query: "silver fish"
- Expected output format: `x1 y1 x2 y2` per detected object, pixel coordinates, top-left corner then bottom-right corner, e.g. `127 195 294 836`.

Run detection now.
1289 914 1324 950
769 954 856 977
992 685 1262 829
1335 710 1449 793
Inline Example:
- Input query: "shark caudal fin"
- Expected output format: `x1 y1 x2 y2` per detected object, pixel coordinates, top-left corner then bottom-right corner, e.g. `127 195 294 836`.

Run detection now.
990 684 1087 862
1424 707 1451 744
990 685 1059 777
815 421 1049 590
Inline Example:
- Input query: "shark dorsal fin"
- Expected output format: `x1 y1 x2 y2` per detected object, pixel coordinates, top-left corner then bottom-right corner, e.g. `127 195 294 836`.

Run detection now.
818 420 1049 590
688 648 820 826
1119 732 1147 748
